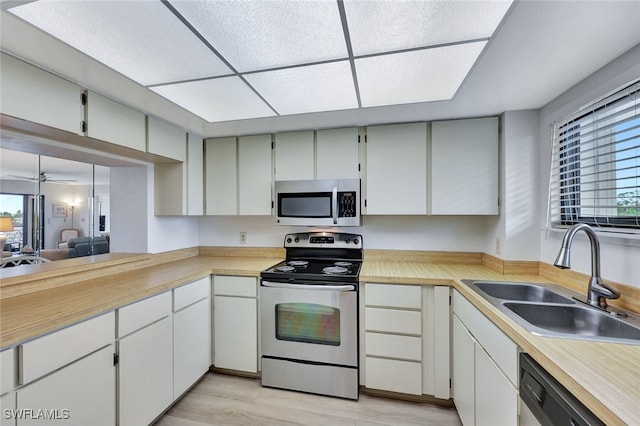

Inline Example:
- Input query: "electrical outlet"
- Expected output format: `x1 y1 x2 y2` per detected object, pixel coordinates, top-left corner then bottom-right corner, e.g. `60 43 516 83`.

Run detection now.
240 232 247 244
495 237 501 255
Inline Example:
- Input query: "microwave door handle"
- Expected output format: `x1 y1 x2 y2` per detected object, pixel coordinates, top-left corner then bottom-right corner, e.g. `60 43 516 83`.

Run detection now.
332 186 338 224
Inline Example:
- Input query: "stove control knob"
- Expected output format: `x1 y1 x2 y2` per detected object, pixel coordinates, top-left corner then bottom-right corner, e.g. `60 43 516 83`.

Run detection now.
345 238 351 244
294 237 300 243
286 237 292 244
353 238 359 245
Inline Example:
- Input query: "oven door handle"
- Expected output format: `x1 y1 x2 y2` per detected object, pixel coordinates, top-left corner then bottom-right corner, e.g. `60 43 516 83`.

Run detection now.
262 281 355 291
332 186 338 225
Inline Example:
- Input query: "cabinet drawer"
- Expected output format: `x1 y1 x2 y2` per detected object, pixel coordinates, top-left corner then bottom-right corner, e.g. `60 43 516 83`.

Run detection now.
118 291 171 338
365 332 421 361
365 283 421 309
365 357 422 395
21 312 114 385
1 348 15 394
174 277 210 312
453 291 518 385
214 276 256 297
365 307 421 335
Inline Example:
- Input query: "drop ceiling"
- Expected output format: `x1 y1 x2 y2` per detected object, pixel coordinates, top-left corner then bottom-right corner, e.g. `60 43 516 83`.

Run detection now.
1 1 640 137
5 0 512 123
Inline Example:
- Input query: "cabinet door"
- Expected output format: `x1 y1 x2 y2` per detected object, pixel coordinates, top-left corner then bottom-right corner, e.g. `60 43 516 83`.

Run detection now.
0 392 14 426
475 345 518 426
430 117 499 215
274 131 314 181
1 53 82 134
205 137 237 215
365 122 428 214
187 133 204 215
213 296 257 373
316 128 359 179
238 134 272 215
119 317 173 426
147 116 187 161
85 91 146 151
174 298 211 399
16 345 115 426
453 315 475 426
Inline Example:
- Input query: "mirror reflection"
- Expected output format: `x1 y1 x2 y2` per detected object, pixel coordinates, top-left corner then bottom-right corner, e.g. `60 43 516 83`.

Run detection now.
0 148 110 264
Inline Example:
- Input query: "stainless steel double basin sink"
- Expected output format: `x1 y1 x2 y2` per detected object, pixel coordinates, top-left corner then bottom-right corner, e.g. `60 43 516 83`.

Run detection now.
462 280 640 345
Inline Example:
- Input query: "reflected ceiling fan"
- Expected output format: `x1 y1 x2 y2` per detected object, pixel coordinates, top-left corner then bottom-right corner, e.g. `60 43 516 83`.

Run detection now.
1 172 77 184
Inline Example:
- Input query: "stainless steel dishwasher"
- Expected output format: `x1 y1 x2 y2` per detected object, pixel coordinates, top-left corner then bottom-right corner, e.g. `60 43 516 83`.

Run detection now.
519 353 605 426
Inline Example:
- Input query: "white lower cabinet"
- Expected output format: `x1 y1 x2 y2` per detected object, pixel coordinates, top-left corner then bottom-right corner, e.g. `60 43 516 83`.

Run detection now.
16 345 115 426
213 276 258 373
117 292 173 426
0 392 15 426
362 283 450 399
452 290 519 426
173 277 211 399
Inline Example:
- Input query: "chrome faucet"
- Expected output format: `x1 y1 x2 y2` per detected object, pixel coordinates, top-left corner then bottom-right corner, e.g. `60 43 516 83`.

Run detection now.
553 223 620 309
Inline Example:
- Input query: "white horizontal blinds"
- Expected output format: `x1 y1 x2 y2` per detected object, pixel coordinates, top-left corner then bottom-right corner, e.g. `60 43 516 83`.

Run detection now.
549 81 640 231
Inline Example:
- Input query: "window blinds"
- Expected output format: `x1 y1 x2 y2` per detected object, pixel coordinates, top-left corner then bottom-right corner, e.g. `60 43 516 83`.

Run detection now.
548 80 640 232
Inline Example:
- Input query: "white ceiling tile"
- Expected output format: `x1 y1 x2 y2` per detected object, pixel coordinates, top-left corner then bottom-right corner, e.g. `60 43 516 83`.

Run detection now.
344 0 512 55
8 0 231 85
151 77 276 122
169 0 348 72
356 42 487 107
245 61 358 115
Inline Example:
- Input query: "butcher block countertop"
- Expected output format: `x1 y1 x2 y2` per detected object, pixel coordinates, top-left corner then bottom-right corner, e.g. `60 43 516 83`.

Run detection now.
1 248 639 425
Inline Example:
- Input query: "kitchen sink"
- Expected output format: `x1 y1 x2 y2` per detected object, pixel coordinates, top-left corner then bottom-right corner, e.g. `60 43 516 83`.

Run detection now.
504 302 640 341
469 281 573 304
462 279 640 345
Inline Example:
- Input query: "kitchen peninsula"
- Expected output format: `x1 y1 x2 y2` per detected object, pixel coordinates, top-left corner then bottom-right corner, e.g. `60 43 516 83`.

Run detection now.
1 248 638 425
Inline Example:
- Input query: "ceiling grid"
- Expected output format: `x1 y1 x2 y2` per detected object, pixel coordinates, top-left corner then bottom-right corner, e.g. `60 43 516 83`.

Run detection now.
6 0 514 123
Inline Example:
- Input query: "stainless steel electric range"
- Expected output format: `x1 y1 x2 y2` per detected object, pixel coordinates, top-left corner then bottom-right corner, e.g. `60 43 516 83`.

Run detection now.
260 232 362 400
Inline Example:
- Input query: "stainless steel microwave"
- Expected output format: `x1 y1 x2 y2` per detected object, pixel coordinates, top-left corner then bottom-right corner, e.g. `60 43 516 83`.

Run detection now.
274 179 361 227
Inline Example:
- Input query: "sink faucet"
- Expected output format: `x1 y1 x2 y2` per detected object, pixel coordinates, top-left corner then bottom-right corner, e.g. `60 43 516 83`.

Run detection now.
553 223 620 309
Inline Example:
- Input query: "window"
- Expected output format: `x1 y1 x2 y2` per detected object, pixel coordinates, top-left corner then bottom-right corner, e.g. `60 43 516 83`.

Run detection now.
549 80 640 233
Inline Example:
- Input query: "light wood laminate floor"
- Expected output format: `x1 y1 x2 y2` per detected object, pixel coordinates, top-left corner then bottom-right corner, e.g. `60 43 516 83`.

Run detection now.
156 373 462 426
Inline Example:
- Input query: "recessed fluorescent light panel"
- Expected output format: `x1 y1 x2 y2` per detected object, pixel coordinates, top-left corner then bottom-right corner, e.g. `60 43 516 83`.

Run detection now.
150 77 276 123
356 41 488 107
7 0 512 123
245 61 358 115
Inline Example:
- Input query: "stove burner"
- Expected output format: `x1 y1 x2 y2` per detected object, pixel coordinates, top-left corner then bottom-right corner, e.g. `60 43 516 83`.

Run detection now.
323 266 349 274
334 261 352 267
275 265 295 272
288 260 309 267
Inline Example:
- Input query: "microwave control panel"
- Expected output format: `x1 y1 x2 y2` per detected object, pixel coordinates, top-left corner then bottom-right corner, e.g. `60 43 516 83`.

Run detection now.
338 192 357 217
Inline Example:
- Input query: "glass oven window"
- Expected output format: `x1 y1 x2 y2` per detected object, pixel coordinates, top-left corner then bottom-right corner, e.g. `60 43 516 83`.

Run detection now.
275 303 340 346
279 193 332 218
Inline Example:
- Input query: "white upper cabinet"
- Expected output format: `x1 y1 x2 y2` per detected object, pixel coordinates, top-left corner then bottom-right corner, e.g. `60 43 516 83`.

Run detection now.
238 134 272 215
316 128 360 179
186 133 204 216
274 131 314 181
205 135 272 216
430 117 499 215
85 91 146 152
147 116 187 162
365 122 428 214
205 137 238 215
0 52 82 134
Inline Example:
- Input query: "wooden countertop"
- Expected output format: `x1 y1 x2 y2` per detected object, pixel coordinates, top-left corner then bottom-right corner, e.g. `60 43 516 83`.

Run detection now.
0 255 281 348
1 252 638 424
362 260 640 426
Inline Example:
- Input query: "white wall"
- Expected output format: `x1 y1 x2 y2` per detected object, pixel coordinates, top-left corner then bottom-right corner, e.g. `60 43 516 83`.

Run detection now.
484 110 540 260
538 44 640 288
198 215 493 252
146 164 198 254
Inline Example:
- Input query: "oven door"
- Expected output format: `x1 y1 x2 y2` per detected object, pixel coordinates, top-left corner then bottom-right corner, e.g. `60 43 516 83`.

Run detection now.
260 281 357 367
